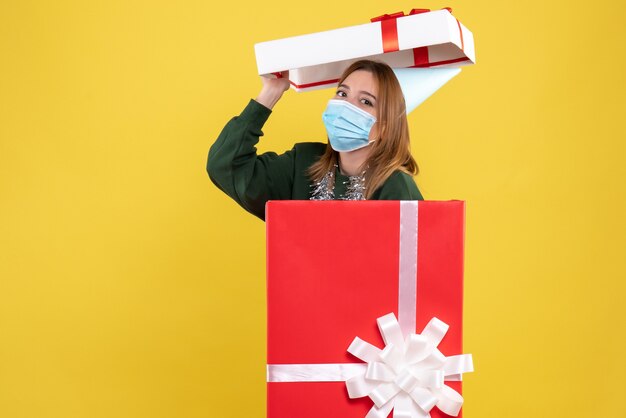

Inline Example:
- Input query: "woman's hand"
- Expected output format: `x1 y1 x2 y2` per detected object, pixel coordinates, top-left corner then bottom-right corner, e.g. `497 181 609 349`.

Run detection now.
255 71 290 110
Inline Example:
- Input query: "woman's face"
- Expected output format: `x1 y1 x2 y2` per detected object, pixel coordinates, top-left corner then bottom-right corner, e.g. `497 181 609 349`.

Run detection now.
335 70 380 142
335 70 378 118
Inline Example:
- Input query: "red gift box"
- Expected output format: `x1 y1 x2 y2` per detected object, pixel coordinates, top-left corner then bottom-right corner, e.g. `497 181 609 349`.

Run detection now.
266 201 471 418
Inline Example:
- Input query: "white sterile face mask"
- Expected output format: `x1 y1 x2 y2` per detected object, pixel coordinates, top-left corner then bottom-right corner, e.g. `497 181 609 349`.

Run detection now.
322 99 377 152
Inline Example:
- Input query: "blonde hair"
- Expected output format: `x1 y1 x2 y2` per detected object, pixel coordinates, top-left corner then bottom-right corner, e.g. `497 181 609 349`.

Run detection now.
308 60 418 198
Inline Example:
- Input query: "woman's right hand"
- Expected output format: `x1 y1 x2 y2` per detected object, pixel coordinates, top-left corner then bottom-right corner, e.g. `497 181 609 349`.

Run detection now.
255 71 290 110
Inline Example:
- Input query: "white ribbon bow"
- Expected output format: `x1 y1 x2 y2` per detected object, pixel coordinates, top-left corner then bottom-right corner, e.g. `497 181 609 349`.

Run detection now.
346 313 473 418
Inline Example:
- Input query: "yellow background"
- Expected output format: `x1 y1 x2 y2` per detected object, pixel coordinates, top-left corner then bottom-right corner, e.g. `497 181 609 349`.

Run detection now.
1 0 625 417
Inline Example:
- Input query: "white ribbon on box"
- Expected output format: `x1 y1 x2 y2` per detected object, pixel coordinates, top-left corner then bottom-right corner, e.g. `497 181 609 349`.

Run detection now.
267 201 474 418
345 313 473 418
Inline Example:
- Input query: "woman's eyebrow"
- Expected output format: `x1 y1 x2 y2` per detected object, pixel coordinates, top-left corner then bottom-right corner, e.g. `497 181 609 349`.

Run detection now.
338 84 377 100
361 91 377 100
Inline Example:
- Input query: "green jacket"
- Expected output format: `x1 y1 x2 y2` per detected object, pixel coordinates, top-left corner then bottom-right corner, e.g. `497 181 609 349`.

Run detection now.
207 99 423 220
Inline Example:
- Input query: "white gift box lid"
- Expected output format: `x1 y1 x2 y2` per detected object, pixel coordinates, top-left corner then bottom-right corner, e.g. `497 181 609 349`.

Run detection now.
255 8 476 92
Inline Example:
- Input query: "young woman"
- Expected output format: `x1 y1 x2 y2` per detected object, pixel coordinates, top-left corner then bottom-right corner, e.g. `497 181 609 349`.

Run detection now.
207 60 423 221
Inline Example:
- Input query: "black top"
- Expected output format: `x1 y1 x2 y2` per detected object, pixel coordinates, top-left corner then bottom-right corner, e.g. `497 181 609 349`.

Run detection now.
207 99 423 220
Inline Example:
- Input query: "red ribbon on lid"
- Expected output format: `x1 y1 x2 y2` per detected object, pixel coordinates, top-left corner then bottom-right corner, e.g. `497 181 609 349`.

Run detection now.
370 8 453 53
370 11 407 23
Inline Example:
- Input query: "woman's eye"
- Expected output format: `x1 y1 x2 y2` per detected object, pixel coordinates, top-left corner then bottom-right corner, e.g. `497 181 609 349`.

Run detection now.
336 90 347 98
361 98 373 107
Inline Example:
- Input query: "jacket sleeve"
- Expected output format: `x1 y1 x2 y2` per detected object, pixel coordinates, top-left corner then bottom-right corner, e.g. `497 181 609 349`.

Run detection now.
207 99 296 220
